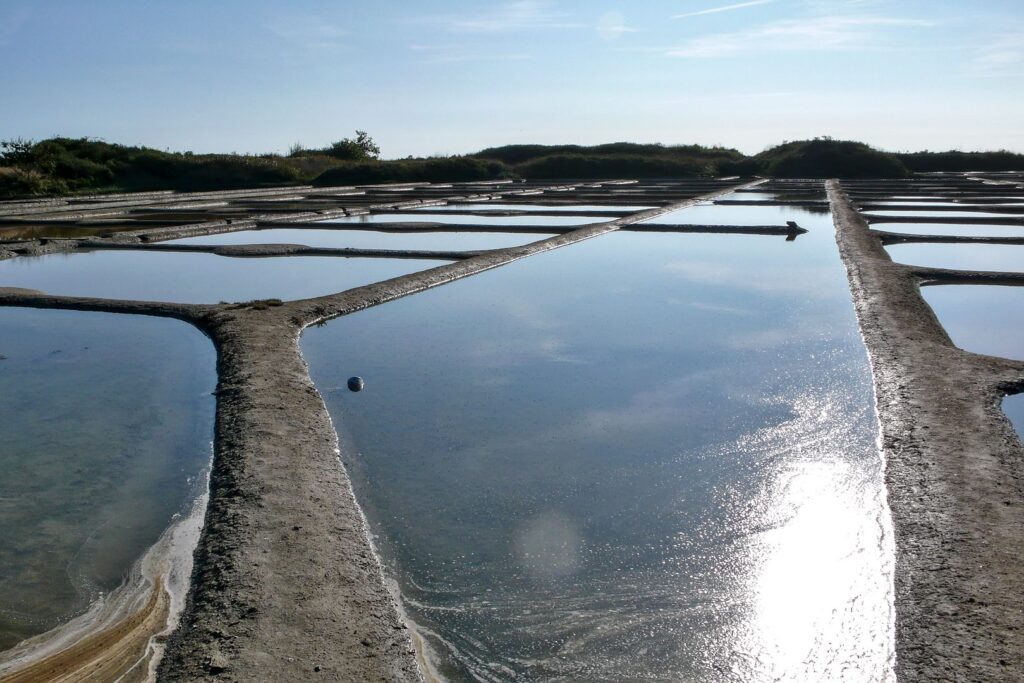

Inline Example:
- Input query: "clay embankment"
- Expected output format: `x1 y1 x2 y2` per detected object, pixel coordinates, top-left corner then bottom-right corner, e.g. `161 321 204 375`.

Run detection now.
829 180 1024 681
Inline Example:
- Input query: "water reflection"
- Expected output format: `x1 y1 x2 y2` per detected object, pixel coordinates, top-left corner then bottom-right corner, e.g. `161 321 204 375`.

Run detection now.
0 308 214 651
870 222 1024 238
921 285 1024 360
303 199 894 680
415 203 656 213
1003 394 1024 441
0 251 445 303
325 213 608 227
168 228 543 252
886 244 1024 272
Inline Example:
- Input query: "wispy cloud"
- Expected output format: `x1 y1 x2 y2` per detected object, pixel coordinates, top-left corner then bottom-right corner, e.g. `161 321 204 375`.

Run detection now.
664 14 932 58
597 11 639 41
672 0 775 21
972 31 1024 77
265 13 349 51
431 1 584 33
408 44 532 64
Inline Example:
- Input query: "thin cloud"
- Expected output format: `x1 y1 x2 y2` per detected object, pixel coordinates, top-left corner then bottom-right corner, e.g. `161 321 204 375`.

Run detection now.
972 31 1024 77
432 1 585 33
265 13 349 50
597 11 640 41
672 0 775 21
409 44 532 64
665 15 932 58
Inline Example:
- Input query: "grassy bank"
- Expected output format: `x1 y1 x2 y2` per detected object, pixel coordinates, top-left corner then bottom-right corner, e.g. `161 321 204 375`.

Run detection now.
2 136 1021 200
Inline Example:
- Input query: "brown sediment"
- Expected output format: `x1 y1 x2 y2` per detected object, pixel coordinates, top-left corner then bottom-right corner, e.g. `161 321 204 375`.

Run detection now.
0 579 168 683
829 180 1024 681
0 178 767 681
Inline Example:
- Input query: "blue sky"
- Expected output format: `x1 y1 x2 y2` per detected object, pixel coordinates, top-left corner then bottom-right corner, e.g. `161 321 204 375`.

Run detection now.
1 0 1022 157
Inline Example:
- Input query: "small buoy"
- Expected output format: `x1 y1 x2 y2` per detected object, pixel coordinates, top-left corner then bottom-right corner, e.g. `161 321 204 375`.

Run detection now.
347 376 365 392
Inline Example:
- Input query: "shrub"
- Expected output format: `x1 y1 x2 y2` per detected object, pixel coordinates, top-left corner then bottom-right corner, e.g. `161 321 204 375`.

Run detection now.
313 156 510 185
756 138 909 178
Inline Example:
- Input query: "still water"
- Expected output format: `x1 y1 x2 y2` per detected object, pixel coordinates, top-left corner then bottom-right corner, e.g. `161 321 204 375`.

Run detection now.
169 228 545 252
885 244 1024 272
0 308 214 651
870 222 1024 237
0 251 445 303
303 200 895 681
415 204 656 213
921 285 1024 361
324 213 612 227
1004 394 1024 441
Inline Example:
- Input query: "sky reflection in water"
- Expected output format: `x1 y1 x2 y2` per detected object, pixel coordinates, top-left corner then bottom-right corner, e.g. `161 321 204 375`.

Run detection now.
169 228 544 252
303 198 895 681
870 222 1024 238
0 251 444 303
1003 394 1024 441
886 243 1024 272
324 213 608 227
921 285 1024 361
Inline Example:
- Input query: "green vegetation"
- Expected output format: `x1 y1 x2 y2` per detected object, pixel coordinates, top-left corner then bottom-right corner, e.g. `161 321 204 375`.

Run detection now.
474 142 760 179
0 137 303 197
313 156 509 185
288 130 381 161
1 134 1021 200
896 149 1024 172
753 138 910 179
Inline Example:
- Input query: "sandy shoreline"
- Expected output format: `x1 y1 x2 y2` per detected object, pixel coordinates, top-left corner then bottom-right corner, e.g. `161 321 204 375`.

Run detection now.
0 485 208 683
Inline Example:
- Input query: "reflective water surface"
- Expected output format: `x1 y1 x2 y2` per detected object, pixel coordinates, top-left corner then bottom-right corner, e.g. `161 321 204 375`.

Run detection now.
169 228 544 252
870 222 1024 237
303 200 894 681
864 209 1024 218
0 308 214 651
886 244 1024 272
647 202 826 225
921 285 1024 360
325 213 607 227
415 204 655 213
1004 394 1024 441
0 251 445 303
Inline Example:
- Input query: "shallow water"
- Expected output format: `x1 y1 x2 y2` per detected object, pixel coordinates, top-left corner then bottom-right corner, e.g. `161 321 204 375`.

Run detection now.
303 200 894 681
413 203 655 213
323 213 612 227
1003 394 1024 441
0 308 215 651
885 243 1024 272
870 222 1024 237
864 210 1023 219
921 285 1024 360
0 251 446 303
168 228 544 252
647 202 828 225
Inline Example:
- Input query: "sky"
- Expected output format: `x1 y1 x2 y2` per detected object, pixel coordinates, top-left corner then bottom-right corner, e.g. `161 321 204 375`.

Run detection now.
1 0 1022 157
